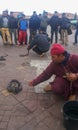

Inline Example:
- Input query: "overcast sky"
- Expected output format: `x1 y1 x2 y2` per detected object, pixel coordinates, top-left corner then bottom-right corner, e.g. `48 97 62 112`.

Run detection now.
0 0 77 15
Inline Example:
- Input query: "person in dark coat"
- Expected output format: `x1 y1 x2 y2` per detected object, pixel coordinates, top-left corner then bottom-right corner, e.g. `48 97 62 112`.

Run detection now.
9 12 18 44
0 15 3 38
27 31 50 56
29 11 40 42
39 11 49 33
73 20 78 45
49 11 60 43
28 43 78 100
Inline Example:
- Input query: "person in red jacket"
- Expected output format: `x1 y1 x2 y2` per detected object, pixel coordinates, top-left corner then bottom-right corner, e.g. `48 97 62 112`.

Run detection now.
28 43 78 100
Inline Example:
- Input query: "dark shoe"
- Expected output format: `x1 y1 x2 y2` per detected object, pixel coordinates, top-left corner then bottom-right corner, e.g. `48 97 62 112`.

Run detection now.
73 42 77 45
0 56 6 61
65 43 68 46
3 43 7 45
10 44 13 46
61 42 64 45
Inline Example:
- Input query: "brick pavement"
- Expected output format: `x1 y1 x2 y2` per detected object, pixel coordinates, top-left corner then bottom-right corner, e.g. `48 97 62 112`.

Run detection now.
0 33 78 130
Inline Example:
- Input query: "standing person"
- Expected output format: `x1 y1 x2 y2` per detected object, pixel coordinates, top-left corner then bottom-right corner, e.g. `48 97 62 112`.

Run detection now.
9 12 18 45
49 11 60 43
73 20 78 45
0 14 3 38
39 11 49 33
29 11 40 42
1 10 12 45
74 12 77 20
60 13 71 46
28 43 78 100
27 31 50 57
18 14 28 45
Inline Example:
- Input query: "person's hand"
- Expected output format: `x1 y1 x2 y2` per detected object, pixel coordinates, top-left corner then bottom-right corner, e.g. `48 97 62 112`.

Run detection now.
27 80 33 87
65 73 78 81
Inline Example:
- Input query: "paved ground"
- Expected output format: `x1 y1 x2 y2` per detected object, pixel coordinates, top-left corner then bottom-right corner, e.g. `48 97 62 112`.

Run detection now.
0 30 78 130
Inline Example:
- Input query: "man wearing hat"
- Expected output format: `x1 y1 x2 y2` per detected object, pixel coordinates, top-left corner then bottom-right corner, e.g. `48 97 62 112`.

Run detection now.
28 43 78 100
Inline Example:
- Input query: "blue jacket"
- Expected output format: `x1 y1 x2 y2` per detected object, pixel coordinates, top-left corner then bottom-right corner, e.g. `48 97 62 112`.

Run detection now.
49 15 60 29
19 19 28 31
29 15 40 30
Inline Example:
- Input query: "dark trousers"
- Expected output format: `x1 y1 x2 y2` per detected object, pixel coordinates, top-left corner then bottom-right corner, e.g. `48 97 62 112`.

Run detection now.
9 28 17 44
75 29 78 43
33 46 48 55
29 29 37 43
51 28 58 43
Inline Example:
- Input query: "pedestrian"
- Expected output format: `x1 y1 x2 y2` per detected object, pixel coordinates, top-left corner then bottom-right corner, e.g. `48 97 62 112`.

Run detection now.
0 15 3 39
27 31 50 57
18 14 28 45
28 43 78 100
9 12 18 45
29 11 40 42
60 13 71 46
39 11 49 33
1 10 12 45
48 11 60 43
73 20 78 45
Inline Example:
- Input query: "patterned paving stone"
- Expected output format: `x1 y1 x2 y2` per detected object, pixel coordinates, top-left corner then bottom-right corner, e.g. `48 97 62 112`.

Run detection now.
0 32 78 130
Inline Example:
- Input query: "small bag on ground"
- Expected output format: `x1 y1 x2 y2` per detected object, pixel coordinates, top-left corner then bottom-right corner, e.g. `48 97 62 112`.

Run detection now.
7 79 22 94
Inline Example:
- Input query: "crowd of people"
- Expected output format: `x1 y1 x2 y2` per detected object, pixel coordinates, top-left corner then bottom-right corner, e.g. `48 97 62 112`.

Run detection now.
0 9 78 56
0 10 77 46
0 10 28 45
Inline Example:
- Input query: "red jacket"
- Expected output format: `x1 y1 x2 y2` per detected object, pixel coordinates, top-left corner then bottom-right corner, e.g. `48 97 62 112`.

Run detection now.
32 54 78 86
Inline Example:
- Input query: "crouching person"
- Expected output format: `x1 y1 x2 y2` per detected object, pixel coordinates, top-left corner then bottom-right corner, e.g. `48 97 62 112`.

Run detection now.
28 43 78 100
27 31 50 57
